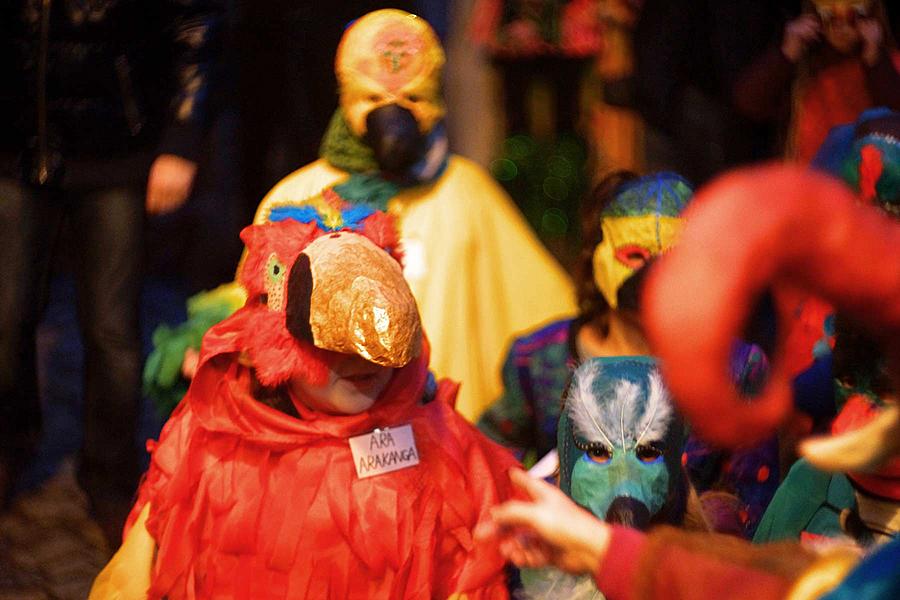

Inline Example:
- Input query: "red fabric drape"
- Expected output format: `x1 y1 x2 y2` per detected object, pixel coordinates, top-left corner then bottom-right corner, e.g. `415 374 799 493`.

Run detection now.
126 315 519 599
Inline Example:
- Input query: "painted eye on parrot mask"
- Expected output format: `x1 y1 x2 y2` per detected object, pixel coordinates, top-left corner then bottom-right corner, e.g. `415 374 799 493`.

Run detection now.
264 253 287 311
583 443 612 464
635 443 664 464
589 447 612 463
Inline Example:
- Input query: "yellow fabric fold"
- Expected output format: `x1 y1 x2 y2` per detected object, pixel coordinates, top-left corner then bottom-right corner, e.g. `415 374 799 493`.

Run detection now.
89 503 155 600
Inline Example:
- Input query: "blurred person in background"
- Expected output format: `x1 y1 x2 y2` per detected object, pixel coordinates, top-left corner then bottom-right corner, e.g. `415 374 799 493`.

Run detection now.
633 0 800 184
470 0 603 262
470 0 602 141
231 1 416 226
593 0 645 174
733 0 900 163
0 0 222 544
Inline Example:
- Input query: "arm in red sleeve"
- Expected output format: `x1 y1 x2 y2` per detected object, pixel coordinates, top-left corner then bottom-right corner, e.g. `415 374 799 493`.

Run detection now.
594 526 645 600
594 525 818 600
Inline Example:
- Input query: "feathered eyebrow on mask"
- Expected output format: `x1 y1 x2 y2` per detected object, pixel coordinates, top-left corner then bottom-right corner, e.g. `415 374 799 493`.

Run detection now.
566 359 675 450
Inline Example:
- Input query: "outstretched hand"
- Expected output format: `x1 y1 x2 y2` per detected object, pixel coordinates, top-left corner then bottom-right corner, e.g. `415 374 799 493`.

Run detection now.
858 18 884 66
474 469 611 575
782 14 820 63
146 154 198 215
182 347 200 380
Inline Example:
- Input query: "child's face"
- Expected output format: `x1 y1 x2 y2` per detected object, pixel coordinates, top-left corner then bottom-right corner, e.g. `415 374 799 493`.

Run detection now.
815 1 869 53
290 353 395 415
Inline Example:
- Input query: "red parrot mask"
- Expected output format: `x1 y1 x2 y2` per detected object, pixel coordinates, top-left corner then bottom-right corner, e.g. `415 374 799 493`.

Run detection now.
234 214 422 389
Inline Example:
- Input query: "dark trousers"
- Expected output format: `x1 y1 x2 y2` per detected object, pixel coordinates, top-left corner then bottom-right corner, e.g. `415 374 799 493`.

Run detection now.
494 56 592 137
0 177 143 504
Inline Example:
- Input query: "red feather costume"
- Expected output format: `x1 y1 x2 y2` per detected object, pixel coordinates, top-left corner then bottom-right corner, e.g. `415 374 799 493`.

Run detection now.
122 217 520 599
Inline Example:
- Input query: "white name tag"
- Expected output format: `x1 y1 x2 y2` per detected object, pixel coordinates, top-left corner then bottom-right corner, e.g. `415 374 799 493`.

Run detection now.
348 424 420 479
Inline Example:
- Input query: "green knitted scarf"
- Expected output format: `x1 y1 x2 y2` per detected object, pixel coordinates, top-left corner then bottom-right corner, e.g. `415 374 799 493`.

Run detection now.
319 110 379 174
318 110 449 210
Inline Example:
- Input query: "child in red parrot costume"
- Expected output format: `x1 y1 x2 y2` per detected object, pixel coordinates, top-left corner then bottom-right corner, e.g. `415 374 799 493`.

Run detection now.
89 209 520 599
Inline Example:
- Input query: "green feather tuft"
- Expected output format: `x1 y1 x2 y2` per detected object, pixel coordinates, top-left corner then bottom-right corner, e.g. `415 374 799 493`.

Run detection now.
143 283 246 415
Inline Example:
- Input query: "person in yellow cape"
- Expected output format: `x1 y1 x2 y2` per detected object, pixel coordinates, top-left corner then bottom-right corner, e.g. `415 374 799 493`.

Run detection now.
144 8 575 421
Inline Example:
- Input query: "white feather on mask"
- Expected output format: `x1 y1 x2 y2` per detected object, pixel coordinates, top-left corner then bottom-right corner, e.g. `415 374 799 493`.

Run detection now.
635 369 674 446
567 361 641 448
567 361 673 449
518 569 603 600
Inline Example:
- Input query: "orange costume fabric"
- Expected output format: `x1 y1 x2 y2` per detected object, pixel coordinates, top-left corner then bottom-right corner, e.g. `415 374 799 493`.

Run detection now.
785 52 900 373
791 52 900 163
783 49 900 374
124 312 519 599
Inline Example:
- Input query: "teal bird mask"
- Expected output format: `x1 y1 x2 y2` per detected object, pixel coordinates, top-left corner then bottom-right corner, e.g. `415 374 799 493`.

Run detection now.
558 357 687 529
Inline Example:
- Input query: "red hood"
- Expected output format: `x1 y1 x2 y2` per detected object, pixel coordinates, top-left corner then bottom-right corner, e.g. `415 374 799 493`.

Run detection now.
192 307 433 446
128 320 517 599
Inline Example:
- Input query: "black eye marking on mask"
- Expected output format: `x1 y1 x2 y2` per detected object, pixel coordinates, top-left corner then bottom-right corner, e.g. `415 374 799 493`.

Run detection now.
285 253 314 343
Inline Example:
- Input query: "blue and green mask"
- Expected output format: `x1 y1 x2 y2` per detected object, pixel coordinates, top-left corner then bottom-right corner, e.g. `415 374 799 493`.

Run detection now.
841 128 900 218
814 107 900 217
558 357 687 529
